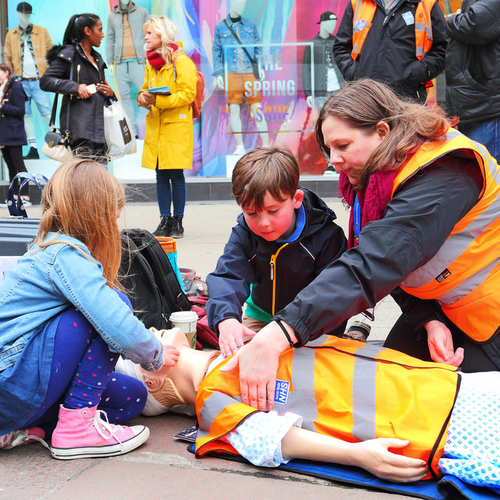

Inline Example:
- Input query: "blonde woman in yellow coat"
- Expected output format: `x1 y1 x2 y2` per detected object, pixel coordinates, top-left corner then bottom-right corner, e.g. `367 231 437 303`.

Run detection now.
138 16 197 238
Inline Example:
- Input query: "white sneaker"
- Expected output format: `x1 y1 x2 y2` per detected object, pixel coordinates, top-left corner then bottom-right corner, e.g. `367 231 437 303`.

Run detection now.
0 200 8 208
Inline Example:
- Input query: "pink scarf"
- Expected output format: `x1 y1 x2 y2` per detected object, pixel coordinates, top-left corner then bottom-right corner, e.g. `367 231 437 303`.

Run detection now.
338 169 399 248
146 43 179 71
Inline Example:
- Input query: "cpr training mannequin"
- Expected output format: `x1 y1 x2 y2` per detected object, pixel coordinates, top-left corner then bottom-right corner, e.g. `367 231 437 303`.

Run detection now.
212 0 268 155
106 0 149 137
116 328 500 492
4 2 53 160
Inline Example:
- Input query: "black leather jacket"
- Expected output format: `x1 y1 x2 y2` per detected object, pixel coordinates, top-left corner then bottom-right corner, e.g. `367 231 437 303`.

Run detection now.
445 0 500 124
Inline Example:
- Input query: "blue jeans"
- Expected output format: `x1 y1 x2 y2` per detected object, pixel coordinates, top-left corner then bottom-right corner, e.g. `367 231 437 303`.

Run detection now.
156 168 186 218
21 79 51 117
459 117 500 164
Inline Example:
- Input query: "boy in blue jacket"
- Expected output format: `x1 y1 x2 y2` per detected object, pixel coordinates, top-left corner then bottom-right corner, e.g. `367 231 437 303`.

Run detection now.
207 146 348 358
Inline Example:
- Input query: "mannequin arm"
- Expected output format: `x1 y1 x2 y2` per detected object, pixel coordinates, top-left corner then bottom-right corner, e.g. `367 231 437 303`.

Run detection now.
306 96 313 109
106 15 116 67
258 68 265 81
281 427 428 483
108 65 115 78
216 75 225 89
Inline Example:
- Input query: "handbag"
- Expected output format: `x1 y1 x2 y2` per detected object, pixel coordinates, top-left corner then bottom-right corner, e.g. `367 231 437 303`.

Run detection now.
103 98 136 159
223 20 261 80
42 59 75 162
6 172 48 218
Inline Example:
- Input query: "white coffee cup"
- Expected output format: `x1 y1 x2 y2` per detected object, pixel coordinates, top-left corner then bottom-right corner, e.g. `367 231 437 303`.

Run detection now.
169 311 198 348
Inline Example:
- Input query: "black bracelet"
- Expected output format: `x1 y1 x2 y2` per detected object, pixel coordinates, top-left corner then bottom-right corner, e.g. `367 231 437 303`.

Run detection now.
275 319 298 348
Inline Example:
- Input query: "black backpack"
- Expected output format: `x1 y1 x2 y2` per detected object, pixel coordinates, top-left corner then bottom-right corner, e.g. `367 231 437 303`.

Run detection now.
119 228 191 329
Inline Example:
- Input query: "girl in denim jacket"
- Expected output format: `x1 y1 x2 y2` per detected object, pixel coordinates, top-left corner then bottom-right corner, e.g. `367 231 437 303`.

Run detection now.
0 159 179 460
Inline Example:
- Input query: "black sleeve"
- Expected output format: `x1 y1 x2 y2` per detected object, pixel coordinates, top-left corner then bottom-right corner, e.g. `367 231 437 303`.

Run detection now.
332 2 357 81
275 156 483 345
206 225 255 333
420 3 447 81
446 1 500 45
302 43 312 98
40 57 80 96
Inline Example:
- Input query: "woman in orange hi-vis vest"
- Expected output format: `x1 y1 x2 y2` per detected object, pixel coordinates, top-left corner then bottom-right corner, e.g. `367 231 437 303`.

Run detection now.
219 79 500 417
111 328 500 492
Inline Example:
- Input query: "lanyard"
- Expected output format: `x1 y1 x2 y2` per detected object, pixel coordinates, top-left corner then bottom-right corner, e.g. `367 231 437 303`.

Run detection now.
354 195 361 239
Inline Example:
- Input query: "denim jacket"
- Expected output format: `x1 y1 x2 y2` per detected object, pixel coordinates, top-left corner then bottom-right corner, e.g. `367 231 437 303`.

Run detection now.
0 233 163 373
212 15 263 76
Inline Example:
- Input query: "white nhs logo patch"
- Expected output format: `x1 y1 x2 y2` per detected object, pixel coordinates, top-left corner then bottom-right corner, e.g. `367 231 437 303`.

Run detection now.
274 380 290 404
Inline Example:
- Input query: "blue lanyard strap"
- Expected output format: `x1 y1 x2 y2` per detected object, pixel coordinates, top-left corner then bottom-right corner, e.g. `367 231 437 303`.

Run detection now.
354 195 361 238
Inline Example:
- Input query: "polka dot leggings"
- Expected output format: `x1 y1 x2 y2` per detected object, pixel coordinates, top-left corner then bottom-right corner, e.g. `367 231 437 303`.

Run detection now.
24 294 147 431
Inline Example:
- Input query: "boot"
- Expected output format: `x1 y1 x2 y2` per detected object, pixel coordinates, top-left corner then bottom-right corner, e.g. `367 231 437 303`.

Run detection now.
0 427 46 449
170 216 184 239
23 147 40 160
51 405 150 460
153 216 173 237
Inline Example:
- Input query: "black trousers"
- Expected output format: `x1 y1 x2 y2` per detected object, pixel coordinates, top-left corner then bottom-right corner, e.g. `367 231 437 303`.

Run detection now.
384 312 500 372
2 145 29 196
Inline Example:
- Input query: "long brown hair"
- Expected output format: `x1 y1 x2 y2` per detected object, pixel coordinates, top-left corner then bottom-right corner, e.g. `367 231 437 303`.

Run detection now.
33 159 125 289
316 79 457 190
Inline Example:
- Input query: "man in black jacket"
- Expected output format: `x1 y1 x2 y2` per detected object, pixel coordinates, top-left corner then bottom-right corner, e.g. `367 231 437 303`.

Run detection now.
333 0 447 103
445 0 500 163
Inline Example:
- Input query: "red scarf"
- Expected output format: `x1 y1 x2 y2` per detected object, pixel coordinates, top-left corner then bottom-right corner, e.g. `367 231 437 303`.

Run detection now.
146 43 179 71
338 169 399 248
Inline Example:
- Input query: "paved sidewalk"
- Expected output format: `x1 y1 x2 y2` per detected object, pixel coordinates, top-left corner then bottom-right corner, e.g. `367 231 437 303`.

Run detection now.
0 200 410 500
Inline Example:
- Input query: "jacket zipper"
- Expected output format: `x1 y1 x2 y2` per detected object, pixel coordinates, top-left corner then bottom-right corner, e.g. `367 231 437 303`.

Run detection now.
269 243 289 315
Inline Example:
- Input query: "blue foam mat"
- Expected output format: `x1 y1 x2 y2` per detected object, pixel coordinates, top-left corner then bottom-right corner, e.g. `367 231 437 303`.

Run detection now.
188 444 498 499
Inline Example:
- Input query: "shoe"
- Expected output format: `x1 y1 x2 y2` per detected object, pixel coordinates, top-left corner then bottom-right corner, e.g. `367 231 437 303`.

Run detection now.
233 145 246 155
170 216 184 239
23 147 40 160
323 165 336 176
342 321 371 342
51 405 150 460
0 427 46 450
153 216 173 237
0 199 8 208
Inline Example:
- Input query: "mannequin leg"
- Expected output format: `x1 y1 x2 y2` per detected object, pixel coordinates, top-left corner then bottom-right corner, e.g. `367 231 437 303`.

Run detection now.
229 103 245 154
42 114 50 125
251 103 269 147
24 115 37 151
115 62 138 136
129 61 147 137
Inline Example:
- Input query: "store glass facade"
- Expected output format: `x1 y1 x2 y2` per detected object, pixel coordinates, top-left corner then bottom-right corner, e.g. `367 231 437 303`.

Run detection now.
3 0 351 178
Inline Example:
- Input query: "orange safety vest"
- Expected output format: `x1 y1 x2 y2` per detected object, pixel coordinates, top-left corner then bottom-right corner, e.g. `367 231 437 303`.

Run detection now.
351 0 436 61
195 336 459 479
392 129 500 342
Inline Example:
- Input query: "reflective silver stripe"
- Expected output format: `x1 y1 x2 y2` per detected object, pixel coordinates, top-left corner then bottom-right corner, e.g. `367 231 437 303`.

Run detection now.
352 0 363 32
300 242 315 261
438 255 500 305
353 43 360 53
402 191 500 289
416 46 425 57
305 335 330 347
198 391 242 438
352 343 385 441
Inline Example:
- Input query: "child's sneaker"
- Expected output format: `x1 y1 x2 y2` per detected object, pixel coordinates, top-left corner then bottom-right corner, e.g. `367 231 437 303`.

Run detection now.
0 427 46 449
51 405 149 460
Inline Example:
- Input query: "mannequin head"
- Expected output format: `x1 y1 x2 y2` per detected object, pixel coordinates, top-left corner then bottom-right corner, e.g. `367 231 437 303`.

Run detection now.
119 0 131 12
229 0 247 18
115 328 220 416
17 2 33 29
317 11 337 38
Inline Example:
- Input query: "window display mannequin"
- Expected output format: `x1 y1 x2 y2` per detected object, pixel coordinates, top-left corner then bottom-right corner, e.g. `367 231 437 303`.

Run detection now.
212 0 268 155
106 0 149 138
302 11 343 175
4 2 52 160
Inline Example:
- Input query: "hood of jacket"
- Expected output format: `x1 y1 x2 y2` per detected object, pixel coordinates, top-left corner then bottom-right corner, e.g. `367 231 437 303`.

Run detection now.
236 186 337 243
113 1 138 13
46 44 75 65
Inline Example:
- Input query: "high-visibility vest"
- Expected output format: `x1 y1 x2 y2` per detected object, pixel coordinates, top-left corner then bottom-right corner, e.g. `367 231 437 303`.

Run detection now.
392 129 500 342
195 336 459 479
351 0 436 61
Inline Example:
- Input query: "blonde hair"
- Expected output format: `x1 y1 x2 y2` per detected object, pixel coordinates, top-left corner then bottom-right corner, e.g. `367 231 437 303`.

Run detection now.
33 159 125 289
144 15 177 65
316 79 457 190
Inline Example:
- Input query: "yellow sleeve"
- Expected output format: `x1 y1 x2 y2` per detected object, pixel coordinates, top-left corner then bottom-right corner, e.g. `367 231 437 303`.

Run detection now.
155 54 197 110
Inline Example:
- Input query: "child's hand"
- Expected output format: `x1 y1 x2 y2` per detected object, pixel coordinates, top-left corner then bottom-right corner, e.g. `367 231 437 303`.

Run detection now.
218 318 257 358
162 344 180 367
